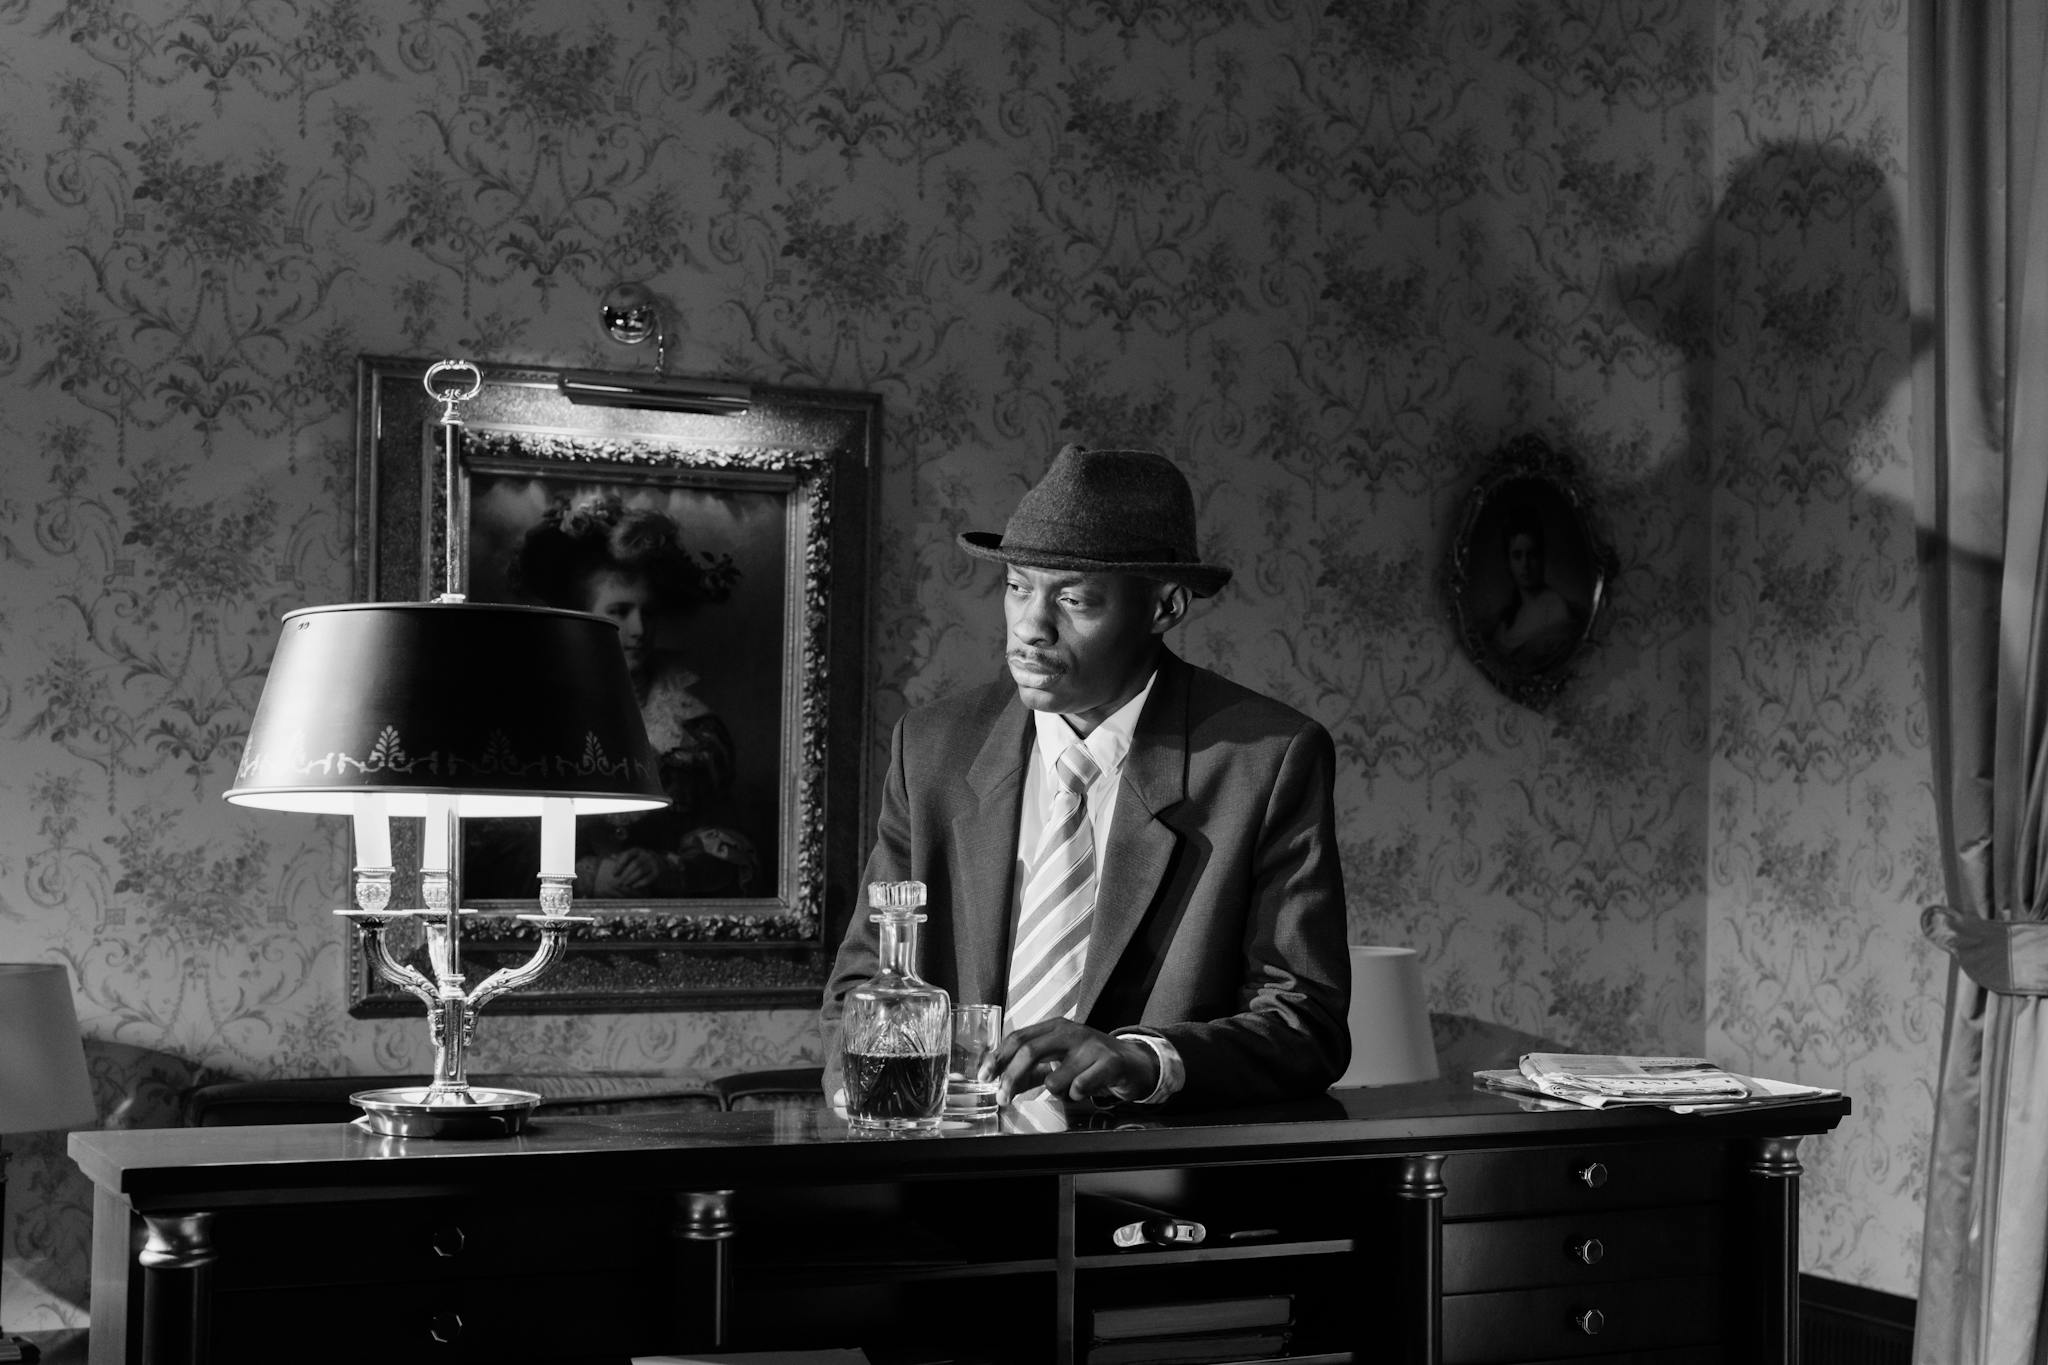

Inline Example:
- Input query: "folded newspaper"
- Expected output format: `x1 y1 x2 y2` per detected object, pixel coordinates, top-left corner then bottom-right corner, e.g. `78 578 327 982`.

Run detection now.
1475 1053 1838 1111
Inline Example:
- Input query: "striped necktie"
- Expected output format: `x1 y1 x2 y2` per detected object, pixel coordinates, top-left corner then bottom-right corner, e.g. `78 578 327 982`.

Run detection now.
1006 743 1103 1031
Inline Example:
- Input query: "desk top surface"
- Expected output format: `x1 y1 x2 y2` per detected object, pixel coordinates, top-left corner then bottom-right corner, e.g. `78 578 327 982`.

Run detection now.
69 1079 1849 1208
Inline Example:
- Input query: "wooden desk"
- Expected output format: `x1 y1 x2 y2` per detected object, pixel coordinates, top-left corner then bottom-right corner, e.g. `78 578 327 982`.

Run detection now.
70 1080 1847 1365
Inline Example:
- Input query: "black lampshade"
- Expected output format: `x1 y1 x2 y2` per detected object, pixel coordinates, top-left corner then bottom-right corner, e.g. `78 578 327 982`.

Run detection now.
225 601 666 816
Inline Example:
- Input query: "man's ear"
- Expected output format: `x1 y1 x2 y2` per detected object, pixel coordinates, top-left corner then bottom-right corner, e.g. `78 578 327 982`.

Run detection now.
1151 582 1191 635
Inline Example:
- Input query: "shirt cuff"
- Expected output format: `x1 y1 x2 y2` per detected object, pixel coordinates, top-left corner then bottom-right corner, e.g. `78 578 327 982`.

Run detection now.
1111 1030 1184 1104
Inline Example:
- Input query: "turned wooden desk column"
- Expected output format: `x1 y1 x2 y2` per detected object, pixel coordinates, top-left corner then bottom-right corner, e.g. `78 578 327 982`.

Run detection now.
670 1189 736 1351
1391 1153 1448 1364
137 1213 213 1365
1740 1135 1809 1365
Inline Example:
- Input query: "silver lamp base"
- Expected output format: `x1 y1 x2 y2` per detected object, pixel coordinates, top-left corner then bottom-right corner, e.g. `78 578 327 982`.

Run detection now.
350 1086 542 1139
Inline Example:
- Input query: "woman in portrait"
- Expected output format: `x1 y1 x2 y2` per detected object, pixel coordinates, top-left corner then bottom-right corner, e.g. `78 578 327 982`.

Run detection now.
1492 509 1586 673
503 494 759 899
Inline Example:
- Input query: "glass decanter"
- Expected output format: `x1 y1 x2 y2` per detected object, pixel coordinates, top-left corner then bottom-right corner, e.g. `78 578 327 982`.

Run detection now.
840 879 951 1133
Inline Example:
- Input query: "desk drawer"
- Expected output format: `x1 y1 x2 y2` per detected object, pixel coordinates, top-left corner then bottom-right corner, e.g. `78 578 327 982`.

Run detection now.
1443 1205 1722 1293
213 1271 666 1363
1443 1274 1720 1364
1442 1141 1725 1218
210 1195 658 1289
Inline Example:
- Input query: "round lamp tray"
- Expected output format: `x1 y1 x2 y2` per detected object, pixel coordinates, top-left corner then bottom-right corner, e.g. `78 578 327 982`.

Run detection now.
350 1085 542 1139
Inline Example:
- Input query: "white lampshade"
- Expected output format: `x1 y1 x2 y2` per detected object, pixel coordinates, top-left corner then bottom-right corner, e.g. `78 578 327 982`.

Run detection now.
0 963 96 1134
1332 945 1440 1088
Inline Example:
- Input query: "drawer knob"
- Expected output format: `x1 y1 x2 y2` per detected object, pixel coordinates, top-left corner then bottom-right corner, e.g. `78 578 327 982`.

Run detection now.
1573 1308 1606 1336
1575 1161 1609 1189
429 1311 463 1344
430 1224 465 1258
1568 1236 1605 1265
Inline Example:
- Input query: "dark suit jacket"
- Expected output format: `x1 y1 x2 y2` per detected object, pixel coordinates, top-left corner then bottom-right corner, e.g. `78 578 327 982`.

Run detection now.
823 649 1351 1107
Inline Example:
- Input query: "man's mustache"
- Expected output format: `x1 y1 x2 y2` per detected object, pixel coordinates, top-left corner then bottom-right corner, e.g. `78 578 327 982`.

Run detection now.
1008 651 1065 674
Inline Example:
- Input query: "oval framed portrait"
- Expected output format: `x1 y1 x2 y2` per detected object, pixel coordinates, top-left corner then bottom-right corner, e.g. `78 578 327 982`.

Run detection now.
1447 433 1615 708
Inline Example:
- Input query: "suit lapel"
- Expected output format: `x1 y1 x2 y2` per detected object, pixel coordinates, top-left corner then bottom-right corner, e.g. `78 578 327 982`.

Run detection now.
952 693 1031 1008
1074 653 1188 1021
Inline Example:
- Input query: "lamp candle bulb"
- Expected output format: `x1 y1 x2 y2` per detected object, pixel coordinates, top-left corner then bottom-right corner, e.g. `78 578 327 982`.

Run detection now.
352 793 392 869
420 795 457 873
540 797 575 878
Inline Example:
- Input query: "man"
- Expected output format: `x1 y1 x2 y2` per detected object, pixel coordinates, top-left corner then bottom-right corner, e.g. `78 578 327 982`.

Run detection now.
822 445 1350 1109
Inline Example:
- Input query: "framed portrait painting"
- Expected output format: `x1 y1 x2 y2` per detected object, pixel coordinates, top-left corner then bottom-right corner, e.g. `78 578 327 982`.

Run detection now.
349 356 877 1012
1447 433 1615 709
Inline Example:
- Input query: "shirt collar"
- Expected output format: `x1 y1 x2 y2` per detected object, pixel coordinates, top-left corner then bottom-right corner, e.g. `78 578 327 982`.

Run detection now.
1031 668 1157 783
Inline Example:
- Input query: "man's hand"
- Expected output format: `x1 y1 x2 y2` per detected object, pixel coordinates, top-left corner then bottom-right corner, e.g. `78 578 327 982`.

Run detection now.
988 1018 1159 1104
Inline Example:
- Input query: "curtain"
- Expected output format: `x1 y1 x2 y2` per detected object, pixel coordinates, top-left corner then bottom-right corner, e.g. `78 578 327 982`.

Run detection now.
1910 2 2048 1361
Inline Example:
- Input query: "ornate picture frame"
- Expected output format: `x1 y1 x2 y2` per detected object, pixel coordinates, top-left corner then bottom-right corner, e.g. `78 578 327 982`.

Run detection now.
350 356 877 1013
1447 433 1615 709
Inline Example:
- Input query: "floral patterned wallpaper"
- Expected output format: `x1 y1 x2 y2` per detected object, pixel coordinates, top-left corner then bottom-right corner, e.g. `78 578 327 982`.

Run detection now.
0 0 1937 1328
1701 1 1937 1294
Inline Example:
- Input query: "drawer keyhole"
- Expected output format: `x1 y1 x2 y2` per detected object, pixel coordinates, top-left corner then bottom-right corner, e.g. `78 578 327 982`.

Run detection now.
1575 1161 1609 1189
1568 1236 1605 1265
1573 1307 1606 1336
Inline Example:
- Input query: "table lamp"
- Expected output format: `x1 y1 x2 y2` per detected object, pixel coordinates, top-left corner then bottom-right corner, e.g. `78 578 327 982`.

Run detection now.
0 963 96 1365
1332 945 1440 1087
224 361 670 1139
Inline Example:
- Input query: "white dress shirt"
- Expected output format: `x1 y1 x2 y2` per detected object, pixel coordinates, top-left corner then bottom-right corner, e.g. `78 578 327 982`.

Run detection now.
1010 671 1184 1103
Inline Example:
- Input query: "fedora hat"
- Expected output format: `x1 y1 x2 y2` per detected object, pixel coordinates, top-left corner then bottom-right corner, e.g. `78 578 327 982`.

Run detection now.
958 445 1232 597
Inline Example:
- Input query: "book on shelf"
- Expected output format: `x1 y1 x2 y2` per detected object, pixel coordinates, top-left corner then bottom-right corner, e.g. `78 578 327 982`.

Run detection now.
1085 1329 1291 1365
1090 1294 1294 1341
1474 1053 1841 1112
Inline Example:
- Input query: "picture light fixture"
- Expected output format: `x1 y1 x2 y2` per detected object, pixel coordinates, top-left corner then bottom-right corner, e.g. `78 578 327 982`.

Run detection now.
557 369 752 414
558 281 752 415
